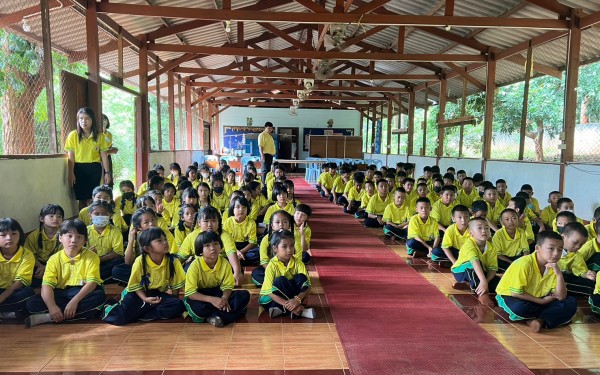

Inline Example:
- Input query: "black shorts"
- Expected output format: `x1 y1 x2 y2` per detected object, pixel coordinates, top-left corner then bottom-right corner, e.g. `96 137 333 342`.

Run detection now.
74 162 102 200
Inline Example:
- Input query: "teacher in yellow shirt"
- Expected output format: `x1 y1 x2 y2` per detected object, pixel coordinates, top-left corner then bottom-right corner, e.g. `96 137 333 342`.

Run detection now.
258 121 276 186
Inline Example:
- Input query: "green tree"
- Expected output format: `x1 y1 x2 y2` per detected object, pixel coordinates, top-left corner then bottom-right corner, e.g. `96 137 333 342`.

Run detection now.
0 30 45 154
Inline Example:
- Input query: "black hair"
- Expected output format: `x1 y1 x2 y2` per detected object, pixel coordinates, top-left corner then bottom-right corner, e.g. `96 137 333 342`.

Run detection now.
37 204 64 255
457 169 466 175
353 172 365 184
170 163 182 174
373 171 383 179
496 179 507 185
557 197 574 208
515 191 530 200
211 178 225 199
556 211 577 223
0 218 26 248
119 180 136 210
153 164 165 172
60 219 88 244
368 164 377 171
375 179 388 188
148 175 164 191
443 173 455 182
181 187 200 208
483 185 496 193
520 184 533 191
416 182 428 189
451 204 469 215
364 180 375 187
131 207 157 230
162 182 176 195
403 163 414 171
178 179 193 193
248 180 261 192
228 196 251 218
177 204 198 232
92 185 113 201
396 170 406 178
146 169 159 181
593 206 600 221
194 230 222 257
295 203 312 217
500 208 519 219
340 167 350 175
386 172 396 179
415 197 431 206
536 230 563 246
510 196 527 213
562 222 588 238
462 177 473 183
265 121 274 128
76 107 100 141
197 206 222 235
138 227 176 291
472 173 484 183
447 167 456 172
102 114 110 129
471 200 488 213
269 229 295 257
186 166 198 180
272 184 289 202
431 165 440 173
394 186 407 194
432 173 443 181
329 163 338 169
136 195 156 209
243 172 256 185
441 185 457 194
433 178 444 185
423 166 432 172
89 200 114 216
266 210 295 258
283 180 297 206
594 217 600 235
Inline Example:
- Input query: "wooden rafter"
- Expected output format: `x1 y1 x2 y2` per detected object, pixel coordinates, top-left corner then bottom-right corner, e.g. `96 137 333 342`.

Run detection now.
190 82 409 92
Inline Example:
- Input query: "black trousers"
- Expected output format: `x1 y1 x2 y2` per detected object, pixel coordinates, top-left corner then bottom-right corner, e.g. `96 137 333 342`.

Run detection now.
262 153 274 185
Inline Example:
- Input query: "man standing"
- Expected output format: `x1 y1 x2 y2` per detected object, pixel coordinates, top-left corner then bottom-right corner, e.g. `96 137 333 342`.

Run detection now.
258 121 275 186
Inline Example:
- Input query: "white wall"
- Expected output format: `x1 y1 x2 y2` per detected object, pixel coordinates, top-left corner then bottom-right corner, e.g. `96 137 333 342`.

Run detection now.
439 158 482 178
564 163 600 219
0 156 79 232
219 107 361 159
408 156 438 178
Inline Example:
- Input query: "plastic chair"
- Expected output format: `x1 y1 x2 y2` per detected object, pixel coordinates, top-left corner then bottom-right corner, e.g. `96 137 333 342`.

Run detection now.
241 155 260 167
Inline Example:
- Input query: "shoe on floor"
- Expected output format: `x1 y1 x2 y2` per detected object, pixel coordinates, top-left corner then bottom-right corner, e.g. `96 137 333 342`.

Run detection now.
25 313 52 328
207 316 224 327
300 308 316 319
269 307 283 318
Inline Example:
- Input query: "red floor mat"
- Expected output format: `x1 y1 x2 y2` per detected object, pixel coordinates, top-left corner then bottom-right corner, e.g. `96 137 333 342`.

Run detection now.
293 179 532 375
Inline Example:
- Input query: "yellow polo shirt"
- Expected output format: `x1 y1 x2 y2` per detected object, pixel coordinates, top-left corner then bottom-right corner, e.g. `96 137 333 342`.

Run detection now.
496 252 556 298
211 192 230 214
294 225 312 250
184 256 234 297
87 225 124 257
441 224 470 250
558 250 588 277
382 203 411 225
259 257 310 305
451 238 498 273
178 229 236 260
407 214 439 242
263 202 295 224
258 131 275 155
431 200 456 227
126 254 185 293
42 249 102 289
347 186 363 202
360 192 375 209
497 192 512 209
486 201 505 226
0 247 35 288
541 206 558 227
259 235 303 265
24 229 62 263
492 227 529 258
64 130 110 163
579 238 600 262
366 193 391 216
223 217 257 244
457 189 480 208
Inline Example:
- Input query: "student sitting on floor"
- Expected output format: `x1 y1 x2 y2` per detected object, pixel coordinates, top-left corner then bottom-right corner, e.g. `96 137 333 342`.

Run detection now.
587 207 600 241
24 204 64 288
333 167 351 206
558 222 596 296
317 163 336 200
102 227 185 325
541 191 562 229
551 197 584 231
482 185 505 233
431 205 470 263
457 177 480 209
496 179 512 208
183 231 250 327
494 208 531 272
382 187 410 240
427 178 443 205
555 211 578 235
86 200 124 282
506 196 535 248
496 231 578 333
223 196 259 266
294 204 313 264
364 179 391 228
406 197 441 258
579 220 600 271
178 207 243 286
344 172 365 214
252 211 300 286
520 184 542 218
259 230 315 319
264 184 295 225
0 218 35 319
431 185 458 233
409 182 429 214
173 204 198 254
78 185 127 233
589 264 600 314
451 217 500 307
26 220 106 327
355 180 375 220
516 191 546 234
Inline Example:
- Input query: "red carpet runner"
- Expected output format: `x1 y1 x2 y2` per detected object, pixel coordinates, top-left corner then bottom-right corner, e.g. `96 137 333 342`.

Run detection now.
294 178 532 375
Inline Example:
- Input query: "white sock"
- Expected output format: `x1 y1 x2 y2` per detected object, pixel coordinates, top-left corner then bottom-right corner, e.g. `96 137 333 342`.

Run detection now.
300 308 316 319
0 312 16 319
25 313 53 327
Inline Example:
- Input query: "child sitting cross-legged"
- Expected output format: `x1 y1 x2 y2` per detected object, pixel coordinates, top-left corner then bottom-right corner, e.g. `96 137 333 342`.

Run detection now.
558 222 596 296
382 187 411 240
183 231 250 327
494 208 531 272
406 197 441 258
496 231 577 333
431 205 470 263
451 217 500 306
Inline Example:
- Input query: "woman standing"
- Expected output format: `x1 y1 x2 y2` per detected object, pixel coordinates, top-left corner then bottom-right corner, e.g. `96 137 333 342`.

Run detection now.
101 114 119 188
65 107 112 210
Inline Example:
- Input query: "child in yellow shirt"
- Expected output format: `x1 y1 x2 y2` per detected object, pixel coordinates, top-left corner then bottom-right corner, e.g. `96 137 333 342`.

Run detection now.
343 172 365 214
541 191 562 228
431 205 470 263
355 180 375 219
364 179 391 228
407 197 441 258
494 209 531 272
558 222 596 296
382 187 410 240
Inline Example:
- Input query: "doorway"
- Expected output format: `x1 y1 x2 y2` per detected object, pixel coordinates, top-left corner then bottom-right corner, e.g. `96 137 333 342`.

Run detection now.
277 127 300 172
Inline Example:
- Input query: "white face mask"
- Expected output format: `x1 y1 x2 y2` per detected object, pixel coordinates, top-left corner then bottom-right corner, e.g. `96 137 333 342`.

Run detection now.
91 216 110 227
201 173 210 179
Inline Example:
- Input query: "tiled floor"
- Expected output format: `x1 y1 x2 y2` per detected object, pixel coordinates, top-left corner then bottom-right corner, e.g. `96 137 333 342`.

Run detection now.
0 266 349 374
370 229 600 374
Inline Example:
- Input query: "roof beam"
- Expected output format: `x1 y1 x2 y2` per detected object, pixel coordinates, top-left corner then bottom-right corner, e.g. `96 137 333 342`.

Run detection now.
190 82 409 92
213 92 389 101
505 54 562 79
96 4 570 29
0 0 68 28
293 0 329 13
174 67 439 81
212 100 366 109
146 0 291 41
258 23 312 50
525 0 573 19
444 62 485 90
149 44 487 62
